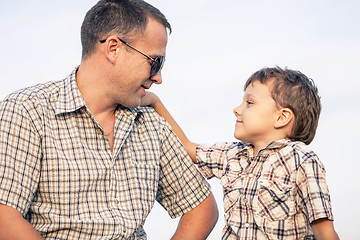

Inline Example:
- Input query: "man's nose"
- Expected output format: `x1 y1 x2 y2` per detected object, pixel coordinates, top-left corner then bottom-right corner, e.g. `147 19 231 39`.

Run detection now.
150 71 163 85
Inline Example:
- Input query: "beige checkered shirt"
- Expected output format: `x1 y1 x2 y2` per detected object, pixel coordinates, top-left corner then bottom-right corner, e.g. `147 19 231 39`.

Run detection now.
197 139 333 240
0 68 210 239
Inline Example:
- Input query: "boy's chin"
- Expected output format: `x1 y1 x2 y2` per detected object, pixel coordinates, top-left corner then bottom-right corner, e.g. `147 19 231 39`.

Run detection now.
234 133 245 142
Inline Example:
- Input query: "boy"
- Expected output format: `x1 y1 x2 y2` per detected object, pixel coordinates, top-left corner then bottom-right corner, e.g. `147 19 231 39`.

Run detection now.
142 67 339 239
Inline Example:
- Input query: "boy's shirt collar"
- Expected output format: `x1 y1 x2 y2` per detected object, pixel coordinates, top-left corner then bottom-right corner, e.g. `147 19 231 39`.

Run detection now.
243 139 292 160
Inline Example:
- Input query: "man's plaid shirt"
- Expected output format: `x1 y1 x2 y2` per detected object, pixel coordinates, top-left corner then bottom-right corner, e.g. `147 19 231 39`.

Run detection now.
0 68 210 239
196 139 333 240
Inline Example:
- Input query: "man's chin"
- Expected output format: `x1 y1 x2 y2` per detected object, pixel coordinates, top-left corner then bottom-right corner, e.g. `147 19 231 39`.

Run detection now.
121 99 142 109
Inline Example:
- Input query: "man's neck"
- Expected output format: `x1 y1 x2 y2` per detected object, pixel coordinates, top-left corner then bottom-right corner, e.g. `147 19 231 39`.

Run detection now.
76 61 118 115
76 61 117 150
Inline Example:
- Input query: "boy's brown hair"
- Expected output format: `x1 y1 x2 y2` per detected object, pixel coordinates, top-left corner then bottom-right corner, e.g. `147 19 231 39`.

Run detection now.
244 67 321 145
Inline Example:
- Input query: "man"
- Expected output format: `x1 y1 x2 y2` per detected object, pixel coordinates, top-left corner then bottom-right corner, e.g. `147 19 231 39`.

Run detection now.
0 0 218 239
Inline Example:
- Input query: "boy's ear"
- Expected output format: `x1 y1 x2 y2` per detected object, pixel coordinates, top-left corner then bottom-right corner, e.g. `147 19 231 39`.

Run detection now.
274 108 294 129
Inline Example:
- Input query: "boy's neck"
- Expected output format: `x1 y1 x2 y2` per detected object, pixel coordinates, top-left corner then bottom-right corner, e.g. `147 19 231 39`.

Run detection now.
252 137 288 156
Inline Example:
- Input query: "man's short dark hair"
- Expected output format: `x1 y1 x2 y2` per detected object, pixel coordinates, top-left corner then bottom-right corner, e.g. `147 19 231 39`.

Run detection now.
81 0 172 59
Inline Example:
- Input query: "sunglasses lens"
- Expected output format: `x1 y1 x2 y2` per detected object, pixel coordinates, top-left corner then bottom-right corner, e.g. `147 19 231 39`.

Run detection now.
150 56 165 76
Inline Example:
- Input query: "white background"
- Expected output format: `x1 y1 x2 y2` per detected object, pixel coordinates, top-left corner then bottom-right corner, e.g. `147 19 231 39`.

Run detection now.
1 1 359 239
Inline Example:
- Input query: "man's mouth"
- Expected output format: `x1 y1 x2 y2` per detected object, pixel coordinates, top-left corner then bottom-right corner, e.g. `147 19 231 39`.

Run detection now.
141 83 151 90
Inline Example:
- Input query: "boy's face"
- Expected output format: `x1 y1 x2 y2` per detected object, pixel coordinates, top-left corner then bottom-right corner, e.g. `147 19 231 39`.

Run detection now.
233 80 280 146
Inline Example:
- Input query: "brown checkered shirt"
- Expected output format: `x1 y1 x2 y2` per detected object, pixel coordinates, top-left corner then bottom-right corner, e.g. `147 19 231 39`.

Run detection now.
0 68 210 239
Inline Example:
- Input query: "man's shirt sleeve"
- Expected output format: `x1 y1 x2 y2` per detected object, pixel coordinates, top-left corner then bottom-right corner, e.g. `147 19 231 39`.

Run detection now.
0 98 42 216
155 120 211 219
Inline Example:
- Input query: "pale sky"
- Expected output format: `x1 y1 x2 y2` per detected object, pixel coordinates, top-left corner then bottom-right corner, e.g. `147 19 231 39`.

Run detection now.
1 0 359 239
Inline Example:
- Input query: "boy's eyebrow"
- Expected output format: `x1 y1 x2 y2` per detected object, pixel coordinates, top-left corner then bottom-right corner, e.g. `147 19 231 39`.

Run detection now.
244 93 254 98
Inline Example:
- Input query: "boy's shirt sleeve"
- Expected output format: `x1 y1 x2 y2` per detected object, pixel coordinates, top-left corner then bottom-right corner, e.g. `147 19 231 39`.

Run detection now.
196 142 242 179
295 146 334 223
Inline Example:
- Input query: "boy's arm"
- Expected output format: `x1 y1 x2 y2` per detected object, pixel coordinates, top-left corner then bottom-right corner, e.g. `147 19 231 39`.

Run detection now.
311 218 339 240
142 92 198 162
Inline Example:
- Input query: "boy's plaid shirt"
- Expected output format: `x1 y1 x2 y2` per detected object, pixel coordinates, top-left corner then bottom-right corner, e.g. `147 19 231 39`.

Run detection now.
196 139 334 240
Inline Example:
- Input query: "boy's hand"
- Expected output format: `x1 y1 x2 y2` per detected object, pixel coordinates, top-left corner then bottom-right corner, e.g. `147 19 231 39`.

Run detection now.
140 92 160 107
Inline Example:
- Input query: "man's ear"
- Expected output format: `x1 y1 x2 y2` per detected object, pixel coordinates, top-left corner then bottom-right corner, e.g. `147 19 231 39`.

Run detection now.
274 108 294 129
103 37 121 64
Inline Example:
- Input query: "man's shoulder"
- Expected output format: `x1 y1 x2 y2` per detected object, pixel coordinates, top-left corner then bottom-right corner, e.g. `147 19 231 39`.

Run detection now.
2 79 64 105
136 106 166 124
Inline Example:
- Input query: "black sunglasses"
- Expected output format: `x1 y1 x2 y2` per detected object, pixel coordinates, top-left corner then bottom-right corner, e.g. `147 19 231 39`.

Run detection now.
100 37 165 77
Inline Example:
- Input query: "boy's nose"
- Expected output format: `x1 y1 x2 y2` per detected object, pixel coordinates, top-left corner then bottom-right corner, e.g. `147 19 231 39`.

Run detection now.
233 105 241 116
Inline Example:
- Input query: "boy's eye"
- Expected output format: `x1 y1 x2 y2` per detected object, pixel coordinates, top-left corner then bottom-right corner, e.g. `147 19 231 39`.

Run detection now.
246 101 253 105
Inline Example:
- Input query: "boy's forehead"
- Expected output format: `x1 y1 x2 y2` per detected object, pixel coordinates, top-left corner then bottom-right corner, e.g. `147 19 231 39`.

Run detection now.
245 79 271 91
244 80 273 97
